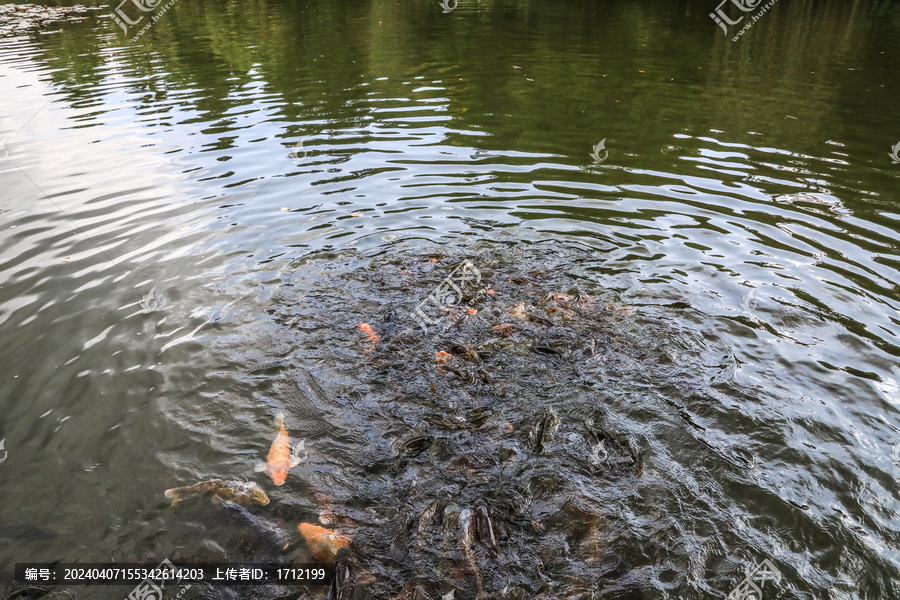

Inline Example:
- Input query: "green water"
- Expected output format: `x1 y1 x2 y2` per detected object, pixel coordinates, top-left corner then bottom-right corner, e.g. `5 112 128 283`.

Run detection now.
1 0 900 598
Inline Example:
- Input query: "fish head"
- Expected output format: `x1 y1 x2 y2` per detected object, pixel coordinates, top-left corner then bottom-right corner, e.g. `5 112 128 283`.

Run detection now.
245 483 271 505
270 467 288 486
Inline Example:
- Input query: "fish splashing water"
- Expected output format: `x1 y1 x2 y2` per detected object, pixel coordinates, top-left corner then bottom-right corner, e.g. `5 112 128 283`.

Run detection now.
164 479 270 506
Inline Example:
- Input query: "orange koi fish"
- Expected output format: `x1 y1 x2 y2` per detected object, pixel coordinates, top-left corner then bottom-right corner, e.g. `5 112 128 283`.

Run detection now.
493 323 516 337
358 322 380 353
297 523 351 562
256 412 307 486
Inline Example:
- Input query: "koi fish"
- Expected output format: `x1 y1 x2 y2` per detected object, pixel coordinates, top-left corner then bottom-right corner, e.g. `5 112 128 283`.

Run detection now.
297 522 351 562
435 351 452 365
492 323 516 337
358 322 380 353
164 479 269 506
0 521 59 541
256 412 307 486
508 301 528 319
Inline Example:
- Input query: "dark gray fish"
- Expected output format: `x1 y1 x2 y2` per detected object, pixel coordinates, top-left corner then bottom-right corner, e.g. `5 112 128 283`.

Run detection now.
328 553 353 600
219 501 293 554
473 500 499 556
530 407 559 454
0 521 59 542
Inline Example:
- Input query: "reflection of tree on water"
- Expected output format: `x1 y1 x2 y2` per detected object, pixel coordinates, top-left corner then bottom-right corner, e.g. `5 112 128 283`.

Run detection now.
18 0 900 180
2 0 898 596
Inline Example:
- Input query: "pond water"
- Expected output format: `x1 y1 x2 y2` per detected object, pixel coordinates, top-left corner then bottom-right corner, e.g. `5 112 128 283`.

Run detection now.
1 0 900 598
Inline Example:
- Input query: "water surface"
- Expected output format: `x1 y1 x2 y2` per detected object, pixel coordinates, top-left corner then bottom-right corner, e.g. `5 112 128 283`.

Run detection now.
1 0 900 598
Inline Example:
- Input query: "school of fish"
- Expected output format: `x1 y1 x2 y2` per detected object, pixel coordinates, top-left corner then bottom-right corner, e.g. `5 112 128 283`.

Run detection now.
164 412 350 569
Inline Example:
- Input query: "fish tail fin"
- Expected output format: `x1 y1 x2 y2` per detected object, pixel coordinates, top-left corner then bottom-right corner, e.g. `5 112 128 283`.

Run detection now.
275 411 286 426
